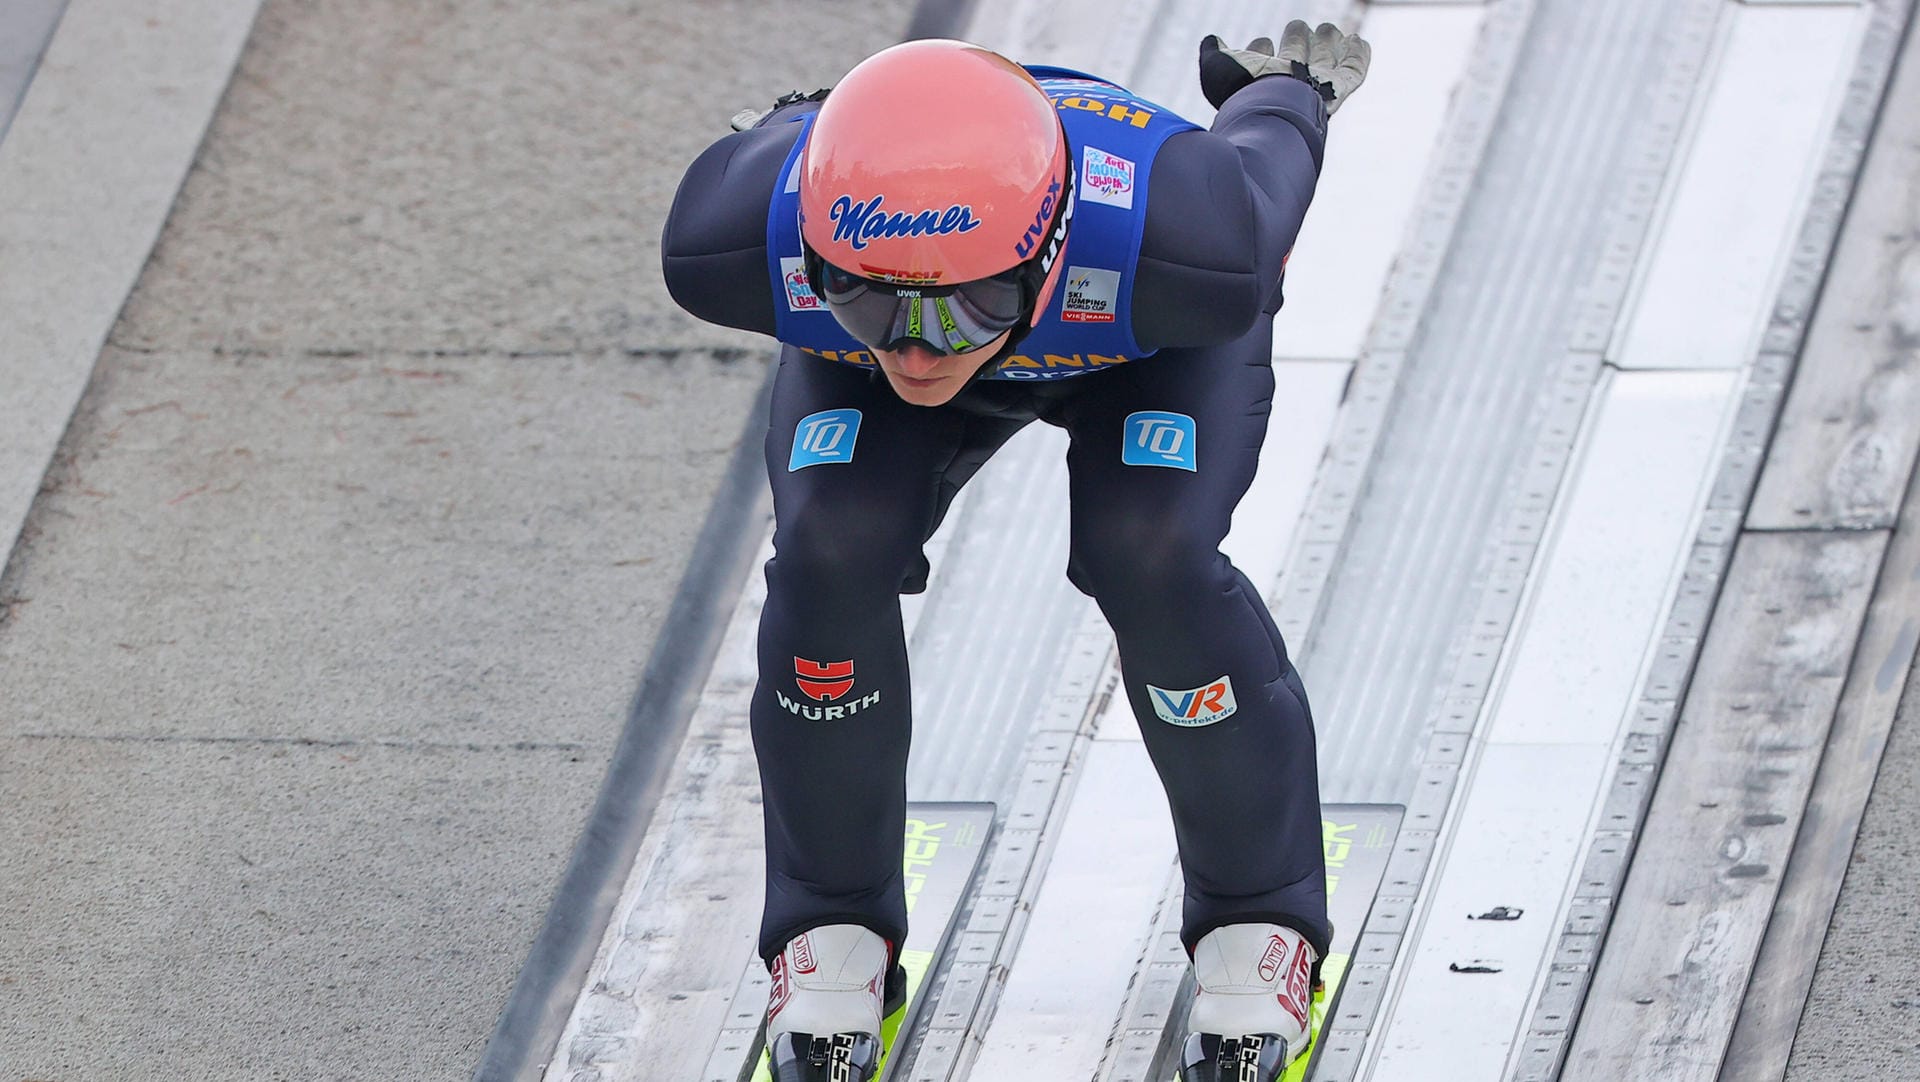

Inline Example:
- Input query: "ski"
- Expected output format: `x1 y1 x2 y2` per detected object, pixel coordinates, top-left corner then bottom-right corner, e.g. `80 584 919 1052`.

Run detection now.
1170 804 1403 1082
699 802 993 1082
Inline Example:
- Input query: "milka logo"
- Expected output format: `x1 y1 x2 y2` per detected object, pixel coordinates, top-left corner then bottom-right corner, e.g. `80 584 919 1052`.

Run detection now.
1086 156 1130 194
1082 148 1134 209
830 195 980 252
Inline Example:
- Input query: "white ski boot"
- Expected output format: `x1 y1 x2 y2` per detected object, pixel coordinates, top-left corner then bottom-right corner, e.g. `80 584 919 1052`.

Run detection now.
766 924 890 1082
1179 923 1317 1082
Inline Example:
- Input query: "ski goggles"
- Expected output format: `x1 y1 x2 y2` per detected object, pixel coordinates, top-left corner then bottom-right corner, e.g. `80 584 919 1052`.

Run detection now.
803 248 1030 356
801 161 1076 357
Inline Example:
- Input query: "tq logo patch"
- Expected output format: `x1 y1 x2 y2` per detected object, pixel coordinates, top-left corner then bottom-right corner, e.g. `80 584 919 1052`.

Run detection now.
789 408 862 471
1123 411 1197 472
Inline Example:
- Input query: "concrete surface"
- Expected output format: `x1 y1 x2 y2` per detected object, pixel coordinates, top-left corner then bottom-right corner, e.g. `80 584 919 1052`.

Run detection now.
1789 661 1920 1079
106 0 834 359
1 0 263 600
0 1 912 1078
0 0 64 138
7 2 1916 1079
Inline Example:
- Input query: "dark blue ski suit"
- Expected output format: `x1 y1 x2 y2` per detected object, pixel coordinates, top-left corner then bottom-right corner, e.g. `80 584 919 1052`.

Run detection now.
662 68 1333 970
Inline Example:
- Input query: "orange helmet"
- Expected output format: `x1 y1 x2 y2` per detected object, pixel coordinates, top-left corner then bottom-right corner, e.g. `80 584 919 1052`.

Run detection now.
799 40 1075 350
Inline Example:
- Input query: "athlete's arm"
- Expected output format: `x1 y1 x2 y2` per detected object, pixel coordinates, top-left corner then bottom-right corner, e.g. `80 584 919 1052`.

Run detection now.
660 103 821 336
1133 75 1327 352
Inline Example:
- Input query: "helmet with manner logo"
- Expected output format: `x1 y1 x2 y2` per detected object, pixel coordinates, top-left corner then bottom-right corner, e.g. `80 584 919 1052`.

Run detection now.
799 39 1075 352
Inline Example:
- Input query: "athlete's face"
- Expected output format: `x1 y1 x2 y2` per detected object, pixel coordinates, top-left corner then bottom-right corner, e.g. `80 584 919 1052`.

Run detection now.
873 330 1012 406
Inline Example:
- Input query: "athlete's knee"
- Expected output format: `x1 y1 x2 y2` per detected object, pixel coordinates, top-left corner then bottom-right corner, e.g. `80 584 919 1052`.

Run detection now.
771 493 927 591
1067 511 1220 604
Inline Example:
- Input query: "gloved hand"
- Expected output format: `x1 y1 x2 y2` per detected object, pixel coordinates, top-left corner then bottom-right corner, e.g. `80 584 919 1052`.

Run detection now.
1199 21 1371 114
730 88 832 131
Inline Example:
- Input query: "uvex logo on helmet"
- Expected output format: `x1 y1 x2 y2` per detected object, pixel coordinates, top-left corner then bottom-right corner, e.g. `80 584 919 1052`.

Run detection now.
830 195 981 253
1013 176 1074 277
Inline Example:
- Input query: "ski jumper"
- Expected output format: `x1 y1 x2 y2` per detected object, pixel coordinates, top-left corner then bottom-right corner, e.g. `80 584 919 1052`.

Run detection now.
662 70 1332 967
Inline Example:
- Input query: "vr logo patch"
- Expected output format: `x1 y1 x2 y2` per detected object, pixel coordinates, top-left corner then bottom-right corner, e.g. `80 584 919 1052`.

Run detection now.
1123 411 1196 471
789 408 861 471
1148 676 1237 727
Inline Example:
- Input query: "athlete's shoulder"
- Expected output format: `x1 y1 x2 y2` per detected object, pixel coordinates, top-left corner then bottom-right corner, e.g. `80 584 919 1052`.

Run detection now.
1132 76 1328 350
661 110 815 335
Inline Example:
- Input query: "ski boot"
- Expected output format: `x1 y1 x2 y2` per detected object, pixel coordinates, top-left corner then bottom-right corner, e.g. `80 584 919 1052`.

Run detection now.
765 924 902 1082
1178 924 1317 1082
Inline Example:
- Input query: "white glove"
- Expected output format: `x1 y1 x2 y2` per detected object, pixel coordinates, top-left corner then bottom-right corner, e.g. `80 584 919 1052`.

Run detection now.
729 88 831 132
1199 21 1371 115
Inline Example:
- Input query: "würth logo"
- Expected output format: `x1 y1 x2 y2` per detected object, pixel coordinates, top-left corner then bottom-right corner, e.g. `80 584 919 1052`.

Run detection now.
795 657 854 701
778 656 882 721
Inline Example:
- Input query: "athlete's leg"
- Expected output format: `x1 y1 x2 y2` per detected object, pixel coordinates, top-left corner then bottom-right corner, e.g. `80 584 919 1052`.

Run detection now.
1054 320 1330 960
754 348 1027 964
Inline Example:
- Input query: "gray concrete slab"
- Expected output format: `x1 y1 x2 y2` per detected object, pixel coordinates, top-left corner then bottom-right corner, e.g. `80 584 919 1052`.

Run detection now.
0 0 263 602
0 0 914 1077
1787 662 1920 1079
1563 530 1887 1082
108 0 870 360
1748 0 1920 534
0 734 596 1081
0 0 64 139
3 345 762 748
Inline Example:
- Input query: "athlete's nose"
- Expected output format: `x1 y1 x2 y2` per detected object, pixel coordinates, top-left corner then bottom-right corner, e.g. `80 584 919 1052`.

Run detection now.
892 344 945 378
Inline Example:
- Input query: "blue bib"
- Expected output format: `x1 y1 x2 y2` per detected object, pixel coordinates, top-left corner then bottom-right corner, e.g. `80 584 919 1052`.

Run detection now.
766 68 1200 381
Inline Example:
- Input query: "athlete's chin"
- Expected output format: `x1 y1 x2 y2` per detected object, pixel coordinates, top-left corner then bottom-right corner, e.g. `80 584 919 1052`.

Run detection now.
884 372 967 407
